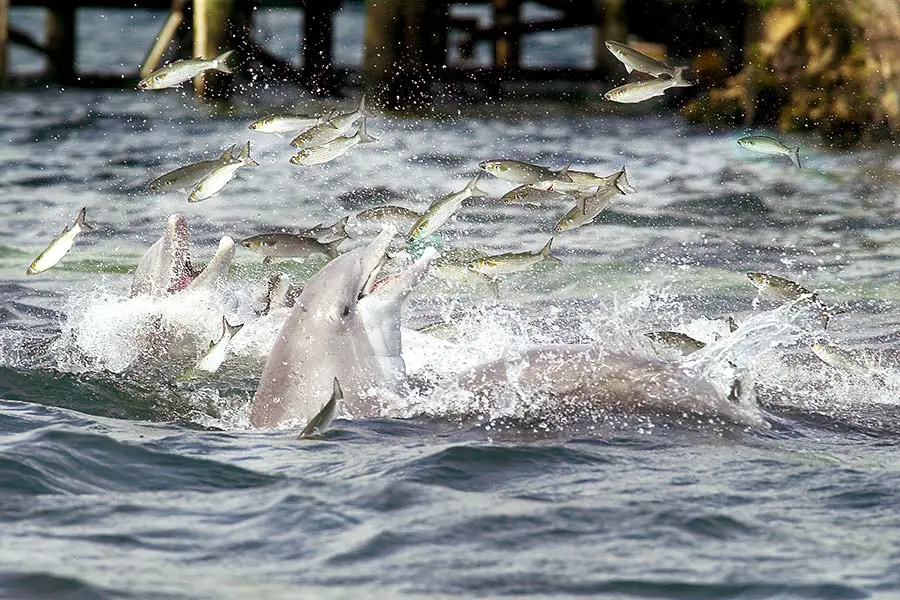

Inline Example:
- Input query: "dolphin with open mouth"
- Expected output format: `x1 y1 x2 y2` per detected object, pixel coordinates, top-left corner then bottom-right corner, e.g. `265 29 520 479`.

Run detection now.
249 227 436 428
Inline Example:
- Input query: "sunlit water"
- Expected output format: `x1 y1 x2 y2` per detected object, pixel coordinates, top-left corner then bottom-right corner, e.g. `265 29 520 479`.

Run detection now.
2 4 900 599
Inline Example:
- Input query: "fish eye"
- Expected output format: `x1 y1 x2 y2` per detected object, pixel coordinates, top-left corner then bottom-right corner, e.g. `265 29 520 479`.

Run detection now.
153 75 163 82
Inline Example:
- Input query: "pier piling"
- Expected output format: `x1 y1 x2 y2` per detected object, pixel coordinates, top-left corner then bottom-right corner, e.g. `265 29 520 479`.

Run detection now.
45 4 75 84
192 0 234 100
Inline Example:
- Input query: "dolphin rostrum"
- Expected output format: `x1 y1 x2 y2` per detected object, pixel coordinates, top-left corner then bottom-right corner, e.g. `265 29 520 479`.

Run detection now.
249 228 436 428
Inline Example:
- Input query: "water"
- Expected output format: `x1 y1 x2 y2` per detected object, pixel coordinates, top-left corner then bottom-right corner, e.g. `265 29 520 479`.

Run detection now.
3 4 900 599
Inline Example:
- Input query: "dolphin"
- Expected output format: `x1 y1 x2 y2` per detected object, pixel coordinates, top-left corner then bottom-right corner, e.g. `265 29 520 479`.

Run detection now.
249 228 435 428
130 214 234 296
456 345 766 429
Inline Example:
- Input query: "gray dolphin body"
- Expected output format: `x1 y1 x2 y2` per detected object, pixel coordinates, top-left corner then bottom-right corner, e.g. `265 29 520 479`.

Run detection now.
457 345 764 429
130 214 235 296
249 230 435 428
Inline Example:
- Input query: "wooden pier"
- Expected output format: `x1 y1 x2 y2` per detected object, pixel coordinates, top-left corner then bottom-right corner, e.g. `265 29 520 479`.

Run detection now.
0 0 748 106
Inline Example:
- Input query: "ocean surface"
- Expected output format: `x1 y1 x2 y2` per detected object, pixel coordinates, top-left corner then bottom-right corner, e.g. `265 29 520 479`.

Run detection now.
2 3 900 599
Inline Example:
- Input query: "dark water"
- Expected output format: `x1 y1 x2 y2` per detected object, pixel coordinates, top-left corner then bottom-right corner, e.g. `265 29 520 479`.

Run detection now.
3 4 900 599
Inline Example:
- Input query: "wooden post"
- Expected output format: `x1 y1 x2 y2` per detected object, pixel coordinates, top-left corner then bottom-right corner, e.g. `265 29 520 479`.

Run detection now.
46 4 76 84
193 0 234 100
593 0 626 77
493 0 521 70
301 0 334 95
0 0 8 88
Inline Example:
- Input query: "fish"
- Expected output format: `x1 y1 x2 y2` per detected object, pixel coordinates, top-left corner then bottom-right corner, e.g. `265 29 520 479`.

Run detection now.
137 50 234 90
737 135 801 168
479 159 571 185
466 238 561 278
415 320 457 338
241 233 341 260
299 377 342 438
289 95 374 149
604 66 692 103
432 259 500 297
289 118 377 166
355 205 422 227
407 174 487 243
645 331 706 355
248 113 325 135
178 317 244 382
147 145 236 193
188 141 259 203
811 341 883 384
605 41 678 78
746 271 834 328
27 207 92 275
554 185 623 232
500 185 568 206
298 216 350 245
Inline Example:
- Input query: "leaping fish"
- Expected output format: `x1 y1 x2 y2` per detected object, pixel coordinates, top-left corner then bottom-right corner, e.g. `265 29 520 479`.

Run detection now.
466 238 561 278
604 67 692 104
355 205 422 228
148 145 237 193
737 136 801 169
188 141 259 203
27 207 93 275
289 95 374 149
746 271 835 329
479 159 571 186
407 174 487 243
605 41 678 79
289 118 377 166
138 50 234 90
180 317 244 379
298 216 350 245
299 377 342 438
248 112 328 135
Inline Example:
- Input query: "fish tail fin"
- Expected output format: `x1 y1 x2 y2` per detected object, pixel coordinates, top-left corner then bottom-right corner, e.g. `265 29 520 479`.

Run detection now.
325 240 342 259
240 141 259 166
555 162 573 182
541 237 563 263
223 316 244 338
220 144 237 161
673 66 693 87
358 94 376 119
357 118 378 144
791 146 801 169
466 172 488 197
333 215 349 239
75 207 93 231
214 49 235 74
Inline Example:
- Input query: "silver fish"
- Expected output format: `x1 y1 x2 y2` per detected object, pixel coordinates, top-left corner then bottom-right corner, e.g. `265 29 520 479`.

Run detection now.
554 186 623 232
432 259 500 297
408 174 487 243
811 341 882 383
241 233 340 260
355 205 422 228
181 317 244 379
188 141 258 203
299 377 342 438
605 41 677 78
248 113 325 135
604 67 692 103
466 238 562 278
746 272 834 328
148 145 236 193
737 136 801 169
289 118 377 165
298 216 349 245
500 185 567 206
137 50 234 90
289 95 374 149
27 207 92 275
645 331 706 356
479 159 569 185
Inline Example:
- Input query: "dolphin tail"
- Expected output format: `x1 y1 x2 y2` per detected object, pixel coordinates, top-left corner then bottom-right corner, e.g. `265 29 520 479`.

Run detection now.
466 172 488 198
540 237 563 263
213 49 235 74
75 207 93 232
357 118 378 144
790 146 801 169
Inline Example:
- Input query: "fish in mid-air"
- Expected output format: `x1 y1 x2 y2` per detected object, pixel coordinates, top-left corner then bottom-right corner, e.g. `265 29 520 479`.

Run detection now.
479 159 572 186
241 233 341 261
289 118 377 166
248 112 329 135
180 317 244 379
299 378 342 438
27 207 92 275
408 174 487 243
746 271 834 328
737 136 801 169
811 341 884 384
645 331 706 356
289 95 374 149
298 216 350 245
148 145 237 193
604 67 692 103
605 41 678 79
137 50 235 90
355 205 422 228
188 141 259 203
466 238 561 278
